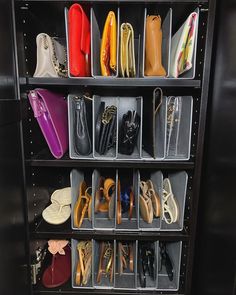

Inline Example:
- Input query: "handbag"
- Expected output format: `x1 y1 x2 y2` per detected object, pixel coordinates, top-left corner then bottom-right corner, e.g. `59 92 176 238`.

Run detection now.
145 15 166 76
170 12 198 78
100 11 117 76
120 23 136 77
68 4 91 77
142 87 163 158
118 110 140 155
95 103 117 155
28 89 68 159
33 33 67 78
73 96 92 156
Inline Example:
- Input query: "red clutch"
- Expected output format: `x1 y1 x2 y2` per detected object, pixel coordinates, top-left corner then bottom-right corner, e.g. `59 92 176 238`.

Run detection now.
68 4 91 77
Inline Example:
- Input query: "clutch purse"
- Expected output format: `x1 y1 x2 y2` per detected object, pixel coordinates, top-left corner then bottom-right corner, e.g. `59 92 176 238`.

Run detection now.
120 23 136 77
28 89 68 159
118 110 140 155
68 4 91 77
170 12 198 78
145 15 166 76
95 103 117 155
33 33 67 78
142 87 163 158
73 96 92 156
100 11 117 76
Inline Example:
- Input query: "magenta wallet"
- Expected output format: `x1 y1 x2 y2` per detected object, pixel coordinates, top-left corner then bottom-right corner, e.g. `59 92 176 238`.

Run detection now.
28 89 68 159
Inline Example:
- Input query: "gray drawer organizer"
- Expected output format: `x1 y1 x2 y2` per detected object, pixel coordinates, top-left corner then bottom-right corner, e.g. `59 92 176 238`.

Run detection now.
71 239 182 291
70 169 187 232
68 94 192 161
64 4 198 79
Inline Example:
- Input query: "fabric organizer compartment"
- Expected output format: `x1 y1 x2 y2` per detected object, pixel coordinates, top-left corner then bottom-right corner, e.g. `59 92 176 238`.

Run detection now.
64 4 92 78
138 170 162 231
93 169 117 230
157 241 182 291
117 96 143 160
71 238 94 289
160 171 188 231
142 6 172 78
115 169 139 231
165 96 193 160
70 169 93 230
114 240 137 290
68 94 93 159
91 4 120 78
169 7 199 79
93 240 116 289
137 240 159 289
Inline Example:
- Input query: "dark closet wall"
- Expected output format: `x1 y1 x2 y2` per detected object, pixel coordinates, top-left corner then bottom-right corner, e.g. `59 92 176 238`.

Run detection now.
193 1 236 294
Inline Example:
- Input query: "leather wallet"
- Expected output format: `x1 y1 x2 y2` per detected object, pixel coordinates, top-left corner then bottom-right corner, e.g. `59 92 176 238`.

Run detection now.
142 88 163 158
118 110 140 155
68 4 91 77
100 11 117 76
95 104 117 155
73 96 92 156
145 15 166 76
120 23 136 77
28 89 68 159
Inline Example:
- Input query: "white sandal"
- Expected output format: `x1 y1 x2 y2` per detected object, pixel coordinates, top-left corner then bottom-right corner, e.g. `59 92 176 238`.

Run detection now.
162 179 179 224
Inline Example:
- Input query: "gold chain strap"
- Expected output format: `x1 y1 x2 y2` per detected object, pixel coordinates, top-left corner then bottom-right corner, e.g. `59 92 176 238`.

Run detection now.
102 106 117 124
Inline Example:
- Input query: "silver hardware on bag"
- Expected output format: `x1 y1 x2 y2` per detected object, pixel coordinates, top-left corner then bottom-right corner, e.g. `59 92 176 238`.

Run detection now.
31 247 47 285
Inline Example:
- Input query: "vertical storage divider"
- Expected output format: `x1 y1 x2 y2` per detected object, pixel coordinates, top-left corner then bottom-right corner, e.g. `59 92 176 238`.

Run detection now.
68 94 93 159
119 3 145 77
138 170 162 231
142 93 167 160
64 4 92 78
93 169 116 230
70 169 93 230
161 171 188 231
71 239 94 289
170 7 199 79
142 6 172 78
115 169 138 230
137 240 158 290
114 240 137 290
91 4 120 78
165 96 193 160
117 96 143 160
157 241 182 291
93 95 118 160
93 240 115 289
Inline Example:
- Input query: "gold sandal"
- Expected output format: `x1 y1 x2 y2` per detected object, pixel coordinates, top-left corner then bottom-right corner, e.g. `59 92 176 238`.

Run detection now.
76 241 92 286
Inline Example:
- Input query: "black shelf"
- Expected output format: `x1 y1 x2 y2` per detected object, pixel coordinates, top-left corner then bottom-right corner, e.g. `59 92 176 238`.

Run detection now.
18 0 207 3
25 151 195 169
30 219 189 241
22 77 201 88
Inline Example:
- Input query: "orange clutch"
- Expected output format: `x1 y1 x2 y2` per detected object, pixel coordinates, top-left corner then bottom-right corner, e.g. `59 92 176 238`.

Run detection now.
100 11 117 76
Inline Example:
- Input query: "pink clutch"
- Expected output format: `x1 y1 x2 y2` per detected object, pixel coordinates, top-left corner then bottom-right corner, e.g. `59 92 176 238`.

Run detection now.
28 89 68 159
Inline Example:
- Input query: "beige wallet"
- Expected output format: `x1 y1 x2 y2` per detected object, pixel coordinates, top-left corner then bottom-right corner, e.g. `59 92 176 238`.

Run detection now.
120 23 136 77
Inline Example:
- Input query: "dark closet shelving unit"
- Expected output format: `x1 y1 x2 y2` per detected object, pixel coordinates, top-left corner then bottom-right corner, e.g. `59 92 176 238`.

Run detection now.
9 0 216 294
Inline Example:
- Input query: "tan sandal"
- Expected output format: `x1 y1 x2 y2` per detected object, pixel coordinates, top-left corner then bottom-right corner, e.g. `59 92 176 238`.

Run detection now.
139 181 153 223
146 179 161 217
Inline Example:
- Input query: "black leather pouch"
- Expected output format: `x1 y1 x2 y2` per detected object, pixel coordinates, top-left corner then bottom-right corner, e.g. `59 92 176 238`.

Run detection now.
95 104 117 155
118 110 140 155
73 96 92 156
142 88 163 158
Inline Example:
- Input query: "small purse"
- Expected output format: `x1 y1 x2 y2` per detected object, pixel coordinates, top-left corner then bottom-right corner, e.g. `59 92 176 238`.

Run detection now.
28 89 68 159
68 4 91 77
118 110 140 155
33 33 67 78
120 23 136 77
95 103 117 155
73 96 92 156
145 15 166 76
170 12 198 78
100 11 117 76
